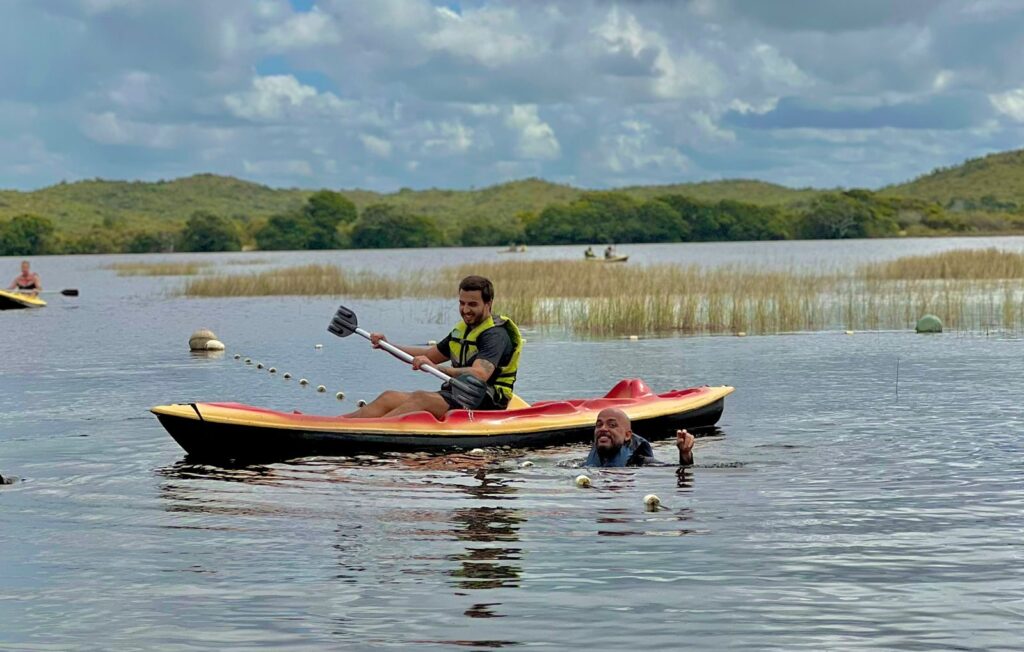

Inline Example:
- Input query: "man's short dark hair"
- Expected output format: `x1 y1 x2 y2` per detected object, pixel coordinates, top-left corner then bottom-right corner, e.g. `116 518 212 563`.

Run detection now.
459 275 494 304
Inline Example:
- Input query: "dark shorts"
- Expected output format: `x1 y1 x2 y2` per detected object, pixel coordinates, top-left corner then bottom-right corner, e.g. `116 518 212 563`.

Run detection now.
438 383 508 411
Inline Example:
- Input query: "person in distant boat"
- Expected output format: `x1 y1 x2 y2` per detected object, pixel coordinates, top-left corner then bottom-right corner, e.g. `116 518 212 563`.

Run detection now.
604 245 616 259
8 261 41 296
347 275 523 419
584 246 596 259
580 407 694 467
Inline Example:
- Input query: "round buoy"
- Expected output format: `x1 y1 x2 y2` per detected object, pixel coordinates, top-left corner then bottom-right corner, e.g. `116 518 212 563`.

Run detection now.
575 474 592 488
644 494 661 510
519 460 534 468
299 378 309 386
628 335 639 341
233 354 241 360
268 367 276 374
205 340 225 351
256 362 264 369
336 392 345 400
244 358 252 364
315 344 323 350
736 332 747 337
916 314 943 333
357 399 367 407
189 328 217 351
845 330 854 335
317 385 327 393
283 372 292 379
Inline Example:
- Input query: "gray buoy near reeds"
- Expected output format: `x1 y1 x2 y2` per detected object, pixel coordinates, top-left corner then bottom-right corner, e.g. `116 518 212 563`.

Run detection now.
189 328 224 352
916 314 943 333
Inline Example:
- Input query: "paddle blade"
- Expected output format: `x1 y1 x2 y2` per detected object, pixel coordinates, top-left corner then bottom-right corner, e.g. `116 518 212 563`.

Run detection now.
327 305 358 337
61 289 79 296
448 373 489 410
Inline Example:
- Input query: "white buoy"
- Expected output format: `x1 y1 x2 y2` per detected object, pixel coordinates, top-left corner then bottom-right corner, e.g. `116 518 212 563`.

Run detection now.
299 378 309 386
468 448 485 455
256 362 264 369
519 460 534 468
335 391 345 400
315 344 323 350
575 474 592 488
316 385 327 393
357 399 367 407
628 335 639 341
644 494 661 509
233 354 241 360
736 332 747 337
244 358 252 364
428 340 437 346
268 367 277 374
283 373 292 379
189 328 217 351
845 330 854 335
205 340 225 351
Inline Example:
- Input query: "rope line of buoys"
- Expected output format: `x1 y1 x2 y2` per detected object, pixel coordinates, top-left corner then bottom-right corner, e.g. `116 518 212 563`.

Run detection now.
228 346 350 401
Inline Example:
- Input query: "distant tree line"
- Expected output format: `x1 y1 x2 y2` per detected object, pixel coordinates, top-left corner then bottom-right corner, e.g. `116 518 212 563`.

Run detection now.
1 188 1019 256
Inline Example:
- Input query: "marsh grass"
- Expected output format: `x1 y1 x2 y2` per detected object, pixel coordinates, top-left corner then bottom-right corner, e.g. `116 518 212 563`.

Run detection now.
182 264 423 298
862 248 1024 280
180 251 1024 335
107 261 212 276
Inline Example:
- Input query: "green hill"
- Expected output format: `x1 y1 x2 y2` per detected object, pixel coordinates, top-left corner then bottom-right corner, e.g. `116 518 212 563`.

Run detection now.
3 147 1024 239
0 173 820 237
882 149 1024 210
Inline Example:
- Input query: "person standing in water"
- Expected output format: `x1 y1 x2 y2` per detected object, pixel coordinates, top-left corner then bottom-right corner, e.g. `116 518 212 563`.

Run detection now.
8 261 42 297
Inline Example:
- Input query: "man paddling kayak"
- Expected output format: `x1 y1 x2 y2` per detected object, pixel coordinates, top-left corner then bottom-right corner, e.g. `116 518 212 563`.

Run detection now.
8 261 42 297
581 407 694 467
348 275 523 419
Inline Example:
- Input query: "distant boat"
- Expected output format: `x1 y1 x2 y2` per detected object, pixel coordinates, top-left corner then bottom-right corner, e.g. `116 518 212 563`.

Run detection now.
498 244 528 253
587 255 629 263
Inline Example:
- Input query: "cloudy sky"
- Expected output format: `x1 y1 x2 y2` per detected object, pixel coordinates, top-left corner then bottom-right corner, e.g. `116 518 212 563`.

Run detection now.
2 0 1023 192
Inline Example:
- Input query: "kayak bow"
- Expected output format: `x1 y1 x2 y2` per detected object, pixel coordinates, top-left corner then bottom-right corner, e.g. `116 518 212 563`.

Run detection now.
152 379 733 461
0 289 46 310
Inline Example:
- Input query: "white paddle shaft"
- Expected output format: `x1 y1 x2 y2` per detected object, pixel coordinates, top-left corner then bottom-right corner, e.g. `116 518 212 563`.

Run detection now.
353 326 451 384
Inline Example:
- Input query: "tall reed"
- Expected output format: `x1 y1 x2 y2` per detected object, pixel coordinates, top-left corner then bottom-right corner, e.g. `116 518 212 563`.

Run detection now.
178 251 1024 336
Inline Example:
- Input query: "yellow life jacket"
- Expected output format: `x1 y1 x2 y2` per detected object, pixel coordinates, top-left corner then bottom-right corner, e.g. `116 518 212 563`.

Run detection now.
448 315 522 402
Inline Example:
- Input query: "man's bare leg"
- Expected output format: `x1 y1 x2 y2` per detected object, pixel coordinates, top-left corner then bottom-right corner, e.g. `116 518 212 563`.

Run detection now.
345 390 414 418
380 390 450 419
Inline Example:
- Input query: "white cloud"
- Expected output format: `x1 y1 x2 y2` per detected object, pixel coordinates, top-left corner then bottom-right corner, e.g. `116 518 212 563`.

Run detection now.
262 8 341 50
360 134 393 158
425 5 534 67
421 120 474 155
505 105 560 160
599 120 689 174
990 88 1024 122
224 75 346 121
242 158 314 177
81 112 178 148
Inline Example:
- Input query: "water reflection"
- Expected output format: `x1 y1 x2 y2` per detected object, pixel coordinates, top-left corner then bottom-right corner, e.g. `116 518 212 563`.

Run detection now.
448 471 524 592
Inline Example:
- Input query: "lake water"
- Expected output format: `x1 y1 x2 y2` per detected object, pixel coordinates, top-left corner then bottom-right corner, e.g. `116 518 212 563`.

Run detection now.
2 238 1023 650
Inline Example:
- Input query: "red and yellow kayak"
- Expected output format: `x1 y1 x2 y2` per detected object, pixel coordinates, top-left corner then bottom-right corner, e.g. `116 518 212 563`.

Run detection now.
152 379 734 461
0 289 46 310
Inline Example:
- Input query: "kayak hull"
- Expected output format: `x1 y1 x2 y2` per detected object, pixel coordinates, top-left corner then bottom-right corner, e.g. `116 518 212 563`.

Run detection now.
152 380 733 462
0 289 46 310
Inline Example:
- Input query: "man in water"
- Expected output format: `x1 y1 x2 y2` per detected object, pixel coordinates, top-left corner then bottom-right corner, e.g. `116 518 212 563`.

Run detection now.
348 275 523 419
8 261 42 296
583 407 694 467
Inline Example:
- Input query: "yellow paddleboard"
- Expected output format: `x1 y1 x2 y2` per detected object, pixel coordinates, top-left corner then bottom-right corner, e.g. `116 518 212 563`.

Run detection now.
0 289 47 310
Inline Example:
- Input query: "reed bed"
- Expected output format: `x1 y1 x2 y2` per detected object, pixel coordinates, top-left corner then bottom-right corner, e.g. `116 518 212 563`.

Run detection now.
107 261 211 276
182 264 423 298
862 248 1024 280
179 253 1024 336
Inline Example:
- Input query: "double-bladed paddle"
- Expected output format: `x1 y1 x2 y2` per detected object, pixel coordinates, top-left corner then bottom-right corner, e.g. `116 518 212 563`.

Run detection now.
328 305 489 410
15 288 79 296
